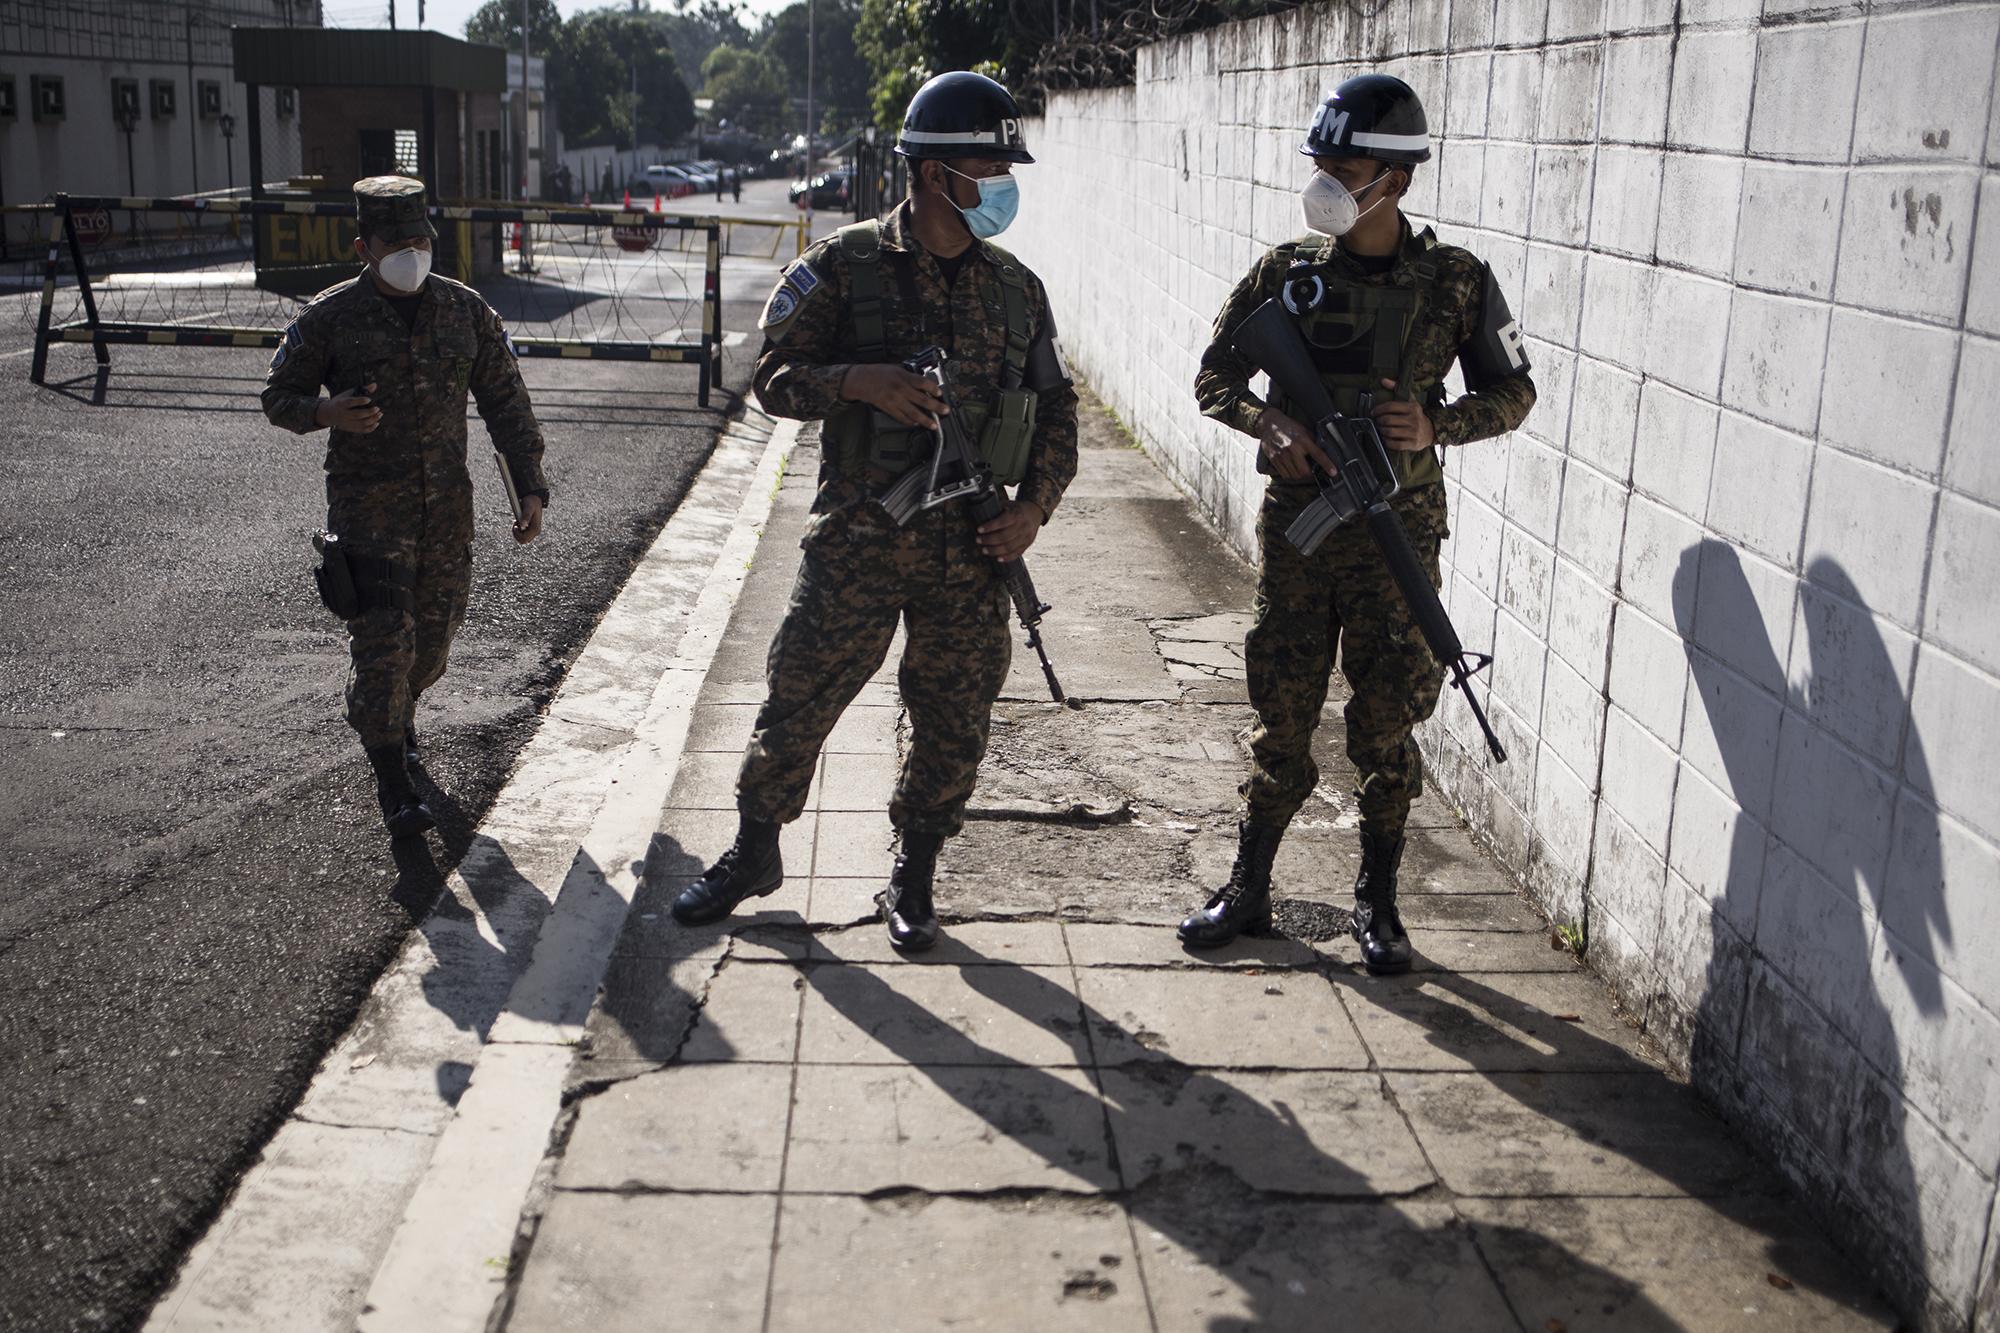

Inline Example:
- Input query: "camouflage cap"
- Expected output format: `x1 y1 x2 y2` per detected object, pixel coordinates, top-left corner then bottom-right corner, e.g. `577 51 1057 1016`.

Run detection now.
353 175 438 241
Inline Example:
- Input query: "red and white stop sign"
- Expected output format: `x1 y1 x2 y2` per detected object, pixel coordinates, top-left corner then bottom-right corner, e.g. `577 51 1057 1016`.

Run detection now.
71 208 113 246
611 224 655 253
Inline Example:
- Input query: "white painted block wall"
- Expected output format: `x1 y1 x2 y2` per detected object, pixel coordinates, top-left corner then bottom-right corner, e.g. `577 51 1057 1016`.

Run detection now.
1002 2 2000 1326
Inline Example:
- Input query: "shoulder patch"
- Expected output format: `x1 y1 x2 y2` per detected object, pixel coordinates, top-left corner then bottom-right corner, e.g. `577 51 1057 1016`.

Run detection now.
759 258 825 335
785 262 819 297
270 321 302 370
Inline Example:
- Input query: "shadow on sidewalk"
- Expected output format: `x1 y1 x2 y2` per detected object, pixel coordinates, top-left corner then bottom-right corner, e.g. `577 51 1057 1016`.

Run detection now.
795 941 1698 1329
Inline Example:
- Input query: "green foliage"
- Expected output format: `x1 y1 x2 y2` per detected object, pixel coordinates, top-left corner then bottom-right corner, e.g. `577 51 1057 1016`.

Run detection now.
759 0 870 127
462 0 696 153
701 45 790 135
1553 920 1588 959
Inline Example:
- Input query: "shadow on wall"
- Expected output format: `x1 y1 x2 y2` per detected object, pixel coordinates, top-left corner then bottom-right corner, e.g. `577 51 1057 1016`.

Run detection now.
1674 539 1949 1323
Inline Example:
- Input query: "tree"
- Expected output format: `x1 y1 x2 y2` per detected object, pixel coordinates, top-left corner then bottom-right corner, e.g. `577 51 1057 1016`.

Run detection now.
463 0 563 50
761 0 871 131
548 10 697 150
701 45 789 135
654 0 753 89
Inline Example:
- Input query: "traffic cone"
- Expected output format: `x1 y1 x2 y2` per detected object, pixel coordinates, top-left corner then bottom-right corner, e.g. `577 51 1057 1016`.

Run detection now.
583 190 591 206
623 189 632 210
510 221 522 250
654 192 663 213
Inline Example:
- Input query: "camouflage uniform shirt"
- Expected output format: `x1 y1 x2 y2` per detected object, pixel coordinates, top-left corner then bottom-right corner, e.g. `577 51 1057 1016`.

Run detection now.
262 273 549 497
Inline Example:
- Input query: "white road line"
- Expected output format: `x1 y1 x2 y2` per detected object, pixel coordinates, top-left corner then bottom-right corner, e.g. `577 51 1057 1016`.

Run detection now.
144 410 799 1333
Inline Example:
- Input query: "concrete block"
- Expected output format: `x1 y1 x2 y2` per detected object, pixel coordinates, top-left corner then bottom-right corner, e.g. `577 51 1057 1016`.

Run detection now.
1853 6 2000 165
1681 0 1759 19
1945 335 2000 509
1683 647 1785 825
1568 357 1642 482
1532 145 1594 246
1605 0 1675 29
1455 429 1512 509
1539 40 1602 142
1436 140 1486 228
1499 522 1556 634
1754 836 1875 1039
1453 487 1507 600
1599 34 1674 144
1651 872 1753 1063
1492 609 1549 730
1517 340 1575 453
1927 492 2000 675
1801 446 1939 632
1608 601 1691 744
1590 807 1670 982
1909 641 2000 847
1524 240 1586 350
1772 703 1898 908
1082 967 1368 1067
1578 251 1656 373
1493 0 1549 45
1706 413 1812 569
1748 18 1865 163
1450 0 1495 48
1547 0 1605 40
1720 289 1828 436
1631 385 1718 522
1656 151 1744 279
1589 145 1663 259
1837 165 1981 325
1690 541 1796 698
1819 307 1959 480
1884 795 2000 1017
1600 701 1680 853
1484 141 1536 236
1668 762 1767 934
1969 176 2000 339
1556 452 1628 585
1541 649 1608 780
1620 493 1703 630
1410 0 1452 51
1532 745 1598 874
1489 49 1545 141
1550 554 1618 686
1445 52 1492 138
1790 577 1918 772
1507 435 1566 546
1666 28 1756 154
1734 162 1844 299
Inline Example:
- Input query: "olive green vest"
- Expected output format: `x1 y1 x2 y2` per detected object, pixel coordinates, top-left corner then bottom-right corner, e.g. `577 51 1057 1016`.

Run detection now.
821 219 1037 485
1274 230 1446 491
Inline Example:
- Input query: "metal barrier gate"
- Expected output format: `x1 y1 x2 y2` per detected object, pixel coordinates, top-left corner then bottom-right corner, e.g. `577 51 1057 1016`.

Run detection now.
29 193 727 406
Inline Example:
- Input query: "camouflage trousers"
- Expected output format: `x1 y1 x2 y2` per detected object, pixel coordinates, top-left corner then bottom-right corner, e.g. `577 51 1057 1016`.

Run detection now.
329 478 475 750
738 495 1012 838
1242 480 1449 840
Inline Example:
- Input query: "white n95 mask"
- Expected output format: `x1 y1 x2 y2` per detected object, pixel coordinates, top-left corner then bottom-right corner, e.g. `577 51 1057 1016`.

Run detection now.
1300 168 1391 237
377 247 432 293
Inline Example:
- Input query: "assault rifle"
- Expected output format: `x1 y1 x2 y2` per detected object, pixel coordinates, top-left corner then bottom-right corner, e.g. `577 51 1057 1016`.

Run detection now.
1234 300 1508 763
879 346 1067 705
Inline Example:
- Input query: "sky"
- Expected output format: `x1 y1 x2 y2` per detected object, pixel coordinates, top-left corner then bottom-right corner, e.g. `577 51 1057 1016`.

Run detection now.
323 0 797 38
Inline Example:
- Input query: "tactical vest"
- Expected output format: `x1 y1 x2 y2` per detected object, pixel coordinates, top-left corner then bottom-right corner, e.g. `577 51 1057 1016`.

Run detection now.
820 219 1038 486
1273 229 1447 491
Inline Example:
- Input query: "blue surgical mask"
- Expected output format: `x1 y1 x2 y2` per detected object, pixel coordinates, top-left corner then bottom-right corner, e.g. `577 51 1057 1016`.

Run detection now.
945 165 1020 239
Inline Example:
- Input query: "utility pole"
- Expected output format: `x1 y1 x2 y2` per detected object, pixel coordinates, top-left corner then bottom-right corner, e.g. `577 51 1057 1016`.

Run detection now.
629 0 641 160
185 7 200 194
519 0 530 198
805 0 815 179
389 1 397 30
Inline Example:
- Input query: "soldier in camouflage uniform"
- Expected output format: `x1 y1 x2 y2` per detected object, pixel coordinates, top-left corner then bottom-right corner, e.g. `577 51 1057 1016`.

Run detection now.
673 72 1078 951
262 176 550 838
1178 76 1536 972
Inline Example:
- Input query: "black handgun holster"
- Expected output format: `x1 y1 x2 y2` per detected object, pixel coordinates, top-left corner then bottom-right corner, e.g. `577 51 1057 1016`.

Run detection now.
313 531 362 620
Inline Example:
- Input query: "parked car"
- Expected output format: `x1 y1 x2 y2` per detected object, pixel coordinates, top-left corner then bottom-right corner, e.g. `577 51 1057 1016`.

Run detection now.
670 161 720 190
640 164 697 199
789 170 851 210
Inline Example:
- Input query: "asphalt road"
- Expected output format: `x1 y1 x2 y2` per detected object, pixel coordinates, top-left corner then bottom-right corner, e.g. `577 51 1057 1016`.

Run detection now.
0 255 772 1329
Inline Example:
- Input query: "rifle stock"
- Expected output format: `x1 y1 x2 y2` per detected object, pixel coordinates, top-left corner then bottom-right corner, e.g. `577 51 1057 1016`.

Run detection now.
1234 300 1507 764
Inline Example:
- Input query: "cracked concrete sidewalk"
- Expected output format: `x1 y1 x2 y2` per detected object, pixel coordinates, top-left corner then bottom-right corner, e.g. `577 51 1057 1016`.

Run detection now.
497 394 1896 1331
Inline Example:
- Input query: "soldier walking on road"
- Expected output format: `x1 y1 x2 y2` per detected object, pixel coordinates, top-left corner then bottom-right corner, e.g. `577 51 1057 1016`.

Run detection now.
673 72 1078 951
1178 76 1536 971
262 176 550 839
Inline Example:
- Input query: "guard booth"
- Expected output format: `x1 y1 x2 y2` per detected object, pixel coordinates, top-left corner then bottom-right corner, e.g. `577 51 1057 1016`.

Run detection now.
231 28 509 297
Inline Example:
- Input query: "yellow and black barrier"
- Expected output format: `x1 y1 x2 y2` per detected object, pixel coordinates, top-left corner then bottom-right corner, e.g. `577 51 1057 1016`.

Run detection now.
30 193 727 406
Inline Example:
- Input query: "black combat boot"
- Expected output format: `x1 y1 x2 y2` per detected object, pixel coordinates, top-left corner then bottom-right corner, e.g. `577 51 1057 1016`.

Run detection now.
1178 822 1283 948
366 743 435 839
1351 826 1412 974
403 724 423 775
886 832 944 952
672 817 784 925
